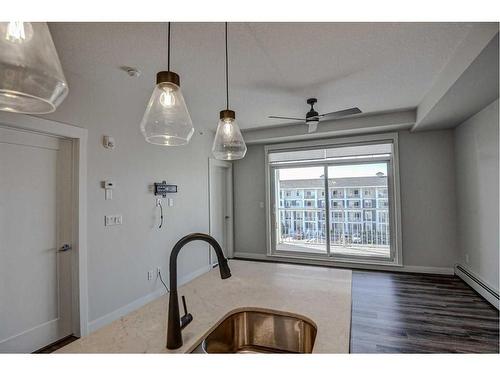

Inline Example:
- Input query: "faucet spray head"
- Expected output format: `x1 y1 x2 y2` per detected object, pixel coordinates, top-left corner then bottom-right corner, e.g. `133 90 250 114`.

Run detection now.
218 258 232 279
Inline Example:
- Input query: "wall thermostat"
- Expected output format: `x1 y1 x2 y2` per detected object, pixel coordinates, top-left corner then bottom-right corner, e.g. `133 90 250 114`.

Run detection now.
154 181 178 197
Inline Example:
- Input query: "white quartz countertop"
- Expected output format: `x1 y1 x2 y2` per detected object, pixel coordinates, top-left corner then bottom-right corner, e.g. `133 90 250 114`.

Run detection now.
56 260 352 353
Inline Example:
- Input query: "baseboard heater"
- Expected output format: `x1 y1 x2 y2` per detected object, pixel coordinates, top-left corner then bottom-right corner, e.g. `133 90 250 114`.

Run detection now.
455 264 499 309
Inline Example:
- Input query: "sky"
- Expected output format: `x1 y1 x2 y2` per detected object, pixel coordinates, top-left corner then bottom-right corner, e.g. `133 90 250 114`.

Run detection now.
279 163 387 180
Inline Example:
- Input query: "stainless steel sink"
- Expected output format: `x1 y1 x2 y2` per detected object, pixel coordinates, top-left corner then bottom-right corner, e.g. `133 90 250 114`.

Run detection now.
194 308 317 354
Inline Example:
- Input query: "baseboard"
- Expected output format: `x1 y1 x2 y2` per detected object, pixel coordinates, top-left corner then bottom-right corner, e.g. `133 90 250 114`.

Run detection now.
455 264 499 309
233 251 268 260
88 265 211 333
0 318 61 353
402 265 455 275
233 251 454 275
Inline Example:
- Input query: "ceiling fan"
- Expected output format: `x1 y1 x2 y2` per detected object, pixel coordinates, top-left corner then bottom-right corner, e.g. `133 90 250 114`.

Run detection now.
268 98 362 133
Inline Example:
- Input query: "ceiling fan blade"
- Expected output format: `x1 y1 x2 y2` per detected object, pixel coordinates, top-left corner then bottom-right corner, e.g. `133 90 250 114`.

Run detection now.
319 107 362 118
268 116 305 121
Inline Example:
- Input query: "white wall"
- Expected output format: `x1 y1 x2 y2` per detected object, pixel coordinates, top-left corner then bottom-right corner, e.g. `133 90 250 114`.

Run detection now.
2 73 214 329
82 129 213 323
233 129 458 271
398 130 457 268
454 99 499 290
233 145 267 255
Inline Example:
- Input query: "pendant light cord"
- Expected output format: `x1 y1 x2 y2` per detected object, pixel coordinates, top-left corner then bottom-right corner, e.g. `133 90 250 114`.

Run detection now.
225 22 229 110
167 22 171 72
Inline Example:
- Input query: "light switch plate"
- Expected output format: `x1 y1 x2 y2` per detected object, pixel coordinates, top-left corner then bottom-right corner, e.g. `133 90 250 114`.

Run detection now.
105 189 113 200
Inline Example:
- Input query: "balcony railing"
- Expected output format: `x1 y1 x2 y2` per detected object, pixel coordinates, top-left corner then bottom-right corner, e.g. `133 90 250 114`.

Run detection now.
277 208 391 252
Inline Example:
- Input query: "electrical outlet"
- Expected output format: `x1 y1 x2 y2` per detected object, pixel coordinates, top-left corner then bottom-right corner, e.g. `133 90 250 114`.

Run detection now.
465 254 470 264
156 267 161 277
147 270 153 281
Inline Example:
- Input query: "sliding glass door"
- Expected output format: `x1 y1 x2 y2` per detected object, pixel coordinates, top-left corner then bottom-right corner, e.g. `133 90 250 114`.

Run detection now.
268 138 400 265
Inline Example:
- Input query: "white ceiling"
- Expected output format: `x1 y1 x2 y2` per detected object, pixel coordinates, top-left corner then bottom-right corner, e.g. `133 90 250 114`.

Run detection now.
415 32 499 131
45 22 475 131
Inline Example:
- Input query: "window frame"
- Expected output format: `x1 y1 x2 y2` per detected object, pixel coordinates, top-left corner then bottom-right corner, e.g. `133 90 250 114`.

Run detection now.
265 133 403 267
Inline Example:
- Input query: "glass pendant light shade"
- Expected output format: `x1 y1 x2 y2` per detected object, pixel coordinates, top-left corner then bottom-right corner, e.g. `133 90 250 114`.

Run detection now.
0 22 68 114
140 71 194 146
212 110 247 160
212 23 247 161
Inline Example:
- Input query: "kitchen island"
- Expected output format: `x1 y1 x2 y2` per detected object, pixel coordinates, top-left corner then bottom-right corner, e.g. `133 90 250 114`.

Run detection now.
56 260 352 353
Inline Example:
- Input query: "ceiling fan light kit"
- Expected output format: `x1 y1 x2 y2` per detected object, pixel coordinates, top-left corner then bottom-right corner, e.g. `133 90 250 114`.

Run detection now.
305 98 319 133
0 22 69 114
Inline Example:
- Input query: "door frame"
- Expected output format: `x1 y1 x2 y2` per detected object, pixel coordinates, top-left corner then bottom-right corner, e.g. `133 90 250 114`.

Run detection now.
208 158 234 263
0 111 89 337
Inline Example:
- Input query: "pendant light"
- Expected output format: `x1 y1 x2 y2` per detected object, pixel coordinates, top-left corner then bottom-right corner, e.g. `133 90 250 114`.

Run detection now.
140 23 194 146
0 22 69 114
212 23 247 160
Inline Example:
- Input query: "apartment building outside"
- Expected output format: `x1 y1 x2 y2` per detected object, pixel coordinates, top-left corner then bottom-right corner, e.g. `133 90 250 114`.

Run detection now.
277 174 390 257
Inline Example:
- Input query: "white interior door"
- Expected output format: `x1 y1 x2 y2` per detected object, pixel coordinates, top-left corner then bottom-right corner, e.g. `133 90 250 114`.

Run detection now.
209 159 233 265
0 126 73 353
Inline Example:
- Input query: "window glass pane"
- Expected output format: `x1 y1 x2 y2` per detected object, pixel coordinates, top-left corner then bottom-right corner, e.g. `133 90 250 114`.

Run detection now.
328 162 391 258
275 166 326 254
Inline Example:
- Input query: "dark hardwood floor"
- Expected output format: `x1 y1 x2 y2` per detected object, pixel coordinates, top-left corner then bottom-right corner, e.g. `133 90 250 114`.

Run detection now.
350 270 499 353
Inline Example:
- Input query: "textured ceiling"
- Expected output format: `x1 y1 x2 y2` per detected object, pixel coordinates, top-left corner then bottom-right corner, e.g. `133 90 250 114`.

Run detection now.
45 22 474 131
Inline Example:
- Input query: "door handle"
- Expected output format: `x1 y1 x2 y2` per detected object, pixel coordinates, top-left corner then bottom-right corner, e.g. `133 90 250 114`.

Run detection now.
58 244 72 252
224 216 230 219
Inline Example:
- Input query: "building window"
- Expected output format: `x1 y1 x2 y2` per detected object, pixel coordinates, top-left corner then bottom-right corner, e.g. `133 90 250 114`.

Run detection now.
377 188 388 198
364 188 375 197
304 190 315 199
332 200 343 208
350 200 361 208
378 199 388 208
378 211 388 223
331 189 344 198
348 211 362 222
347 188 360 198
332 211 343 221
